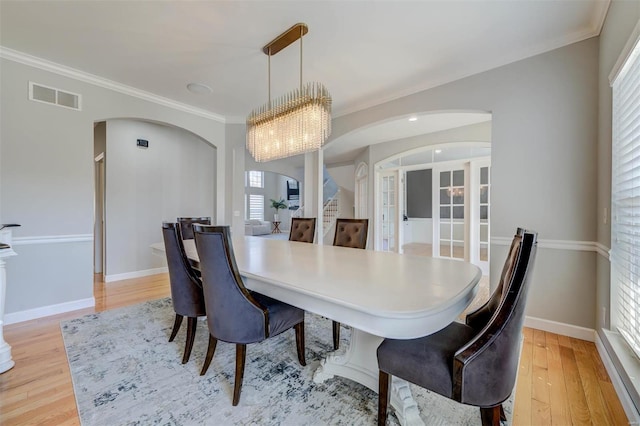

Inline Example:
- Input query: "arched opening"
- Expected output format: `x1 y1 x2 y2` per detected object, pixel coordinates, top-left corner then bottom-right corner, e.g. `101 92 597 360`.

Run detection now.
243 170 300 238
375 141 491 275
93 118 217 282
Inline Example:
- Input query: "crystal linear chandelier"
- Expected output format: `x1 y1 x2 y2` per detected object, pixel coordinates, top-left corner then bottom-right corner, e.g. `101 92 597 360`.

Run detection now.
247 23 332 162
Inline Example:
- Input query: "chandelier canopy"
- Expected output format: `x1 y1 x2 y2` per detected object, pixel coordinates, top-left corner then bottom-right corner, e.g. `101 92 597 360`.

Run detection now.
246 23 332 163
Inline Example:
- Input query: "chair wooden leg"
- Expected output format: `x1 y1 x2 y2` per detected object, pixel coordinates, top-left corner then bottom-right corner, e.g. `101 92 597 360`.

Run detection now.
294 322 306 366
500 404 506 422
200 335 218 376
181 317 197 364
332 320 340 350
169 314 183 342
378 370 391 426
233 344 247 406
480 406 501 426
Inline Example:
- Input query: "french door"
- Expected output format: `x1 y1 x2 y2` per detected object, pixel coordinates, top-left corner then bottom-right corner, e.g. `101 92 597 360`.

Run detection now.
378 170 403 252
433 160 490 274
436 167 466 260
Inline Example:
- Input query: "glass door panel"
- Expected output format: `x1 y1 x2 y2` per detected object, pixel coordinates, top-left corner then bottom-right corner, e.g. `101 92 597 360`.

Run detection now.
439 169 465 259
479 166 490 263
381 173 396 252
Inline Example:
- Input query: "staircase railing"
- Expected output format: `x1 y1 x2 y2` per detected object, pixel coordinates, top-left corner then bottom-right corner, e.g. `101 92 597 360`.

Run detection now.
322 190 340 237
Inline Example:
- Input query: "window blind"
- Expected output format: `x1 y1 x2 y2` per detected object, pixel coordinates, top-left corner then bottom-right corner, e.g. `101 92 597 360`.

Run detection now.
248 194 264 221
611 37 640 360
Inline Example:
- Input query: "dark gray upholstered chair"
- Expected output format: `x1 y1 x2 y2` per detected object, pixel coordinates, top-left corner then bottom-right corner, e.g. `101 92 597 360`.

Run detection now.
466 228 526 332
193 225 306 406
162 222 206 364
377 230 537 426
177 216 211 240
331 218 369 350
289 217 317 243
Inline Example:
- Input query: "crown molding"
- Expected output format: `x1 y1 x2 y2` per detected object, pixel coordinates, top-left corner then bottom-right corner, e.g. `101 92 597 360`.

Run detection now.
592 1 611 38
0 47 226 123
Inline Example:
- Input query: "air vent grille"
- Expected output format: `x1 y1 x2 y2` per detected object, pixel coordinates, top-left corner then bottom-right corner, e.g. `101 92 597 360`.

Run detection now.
29 82 81 110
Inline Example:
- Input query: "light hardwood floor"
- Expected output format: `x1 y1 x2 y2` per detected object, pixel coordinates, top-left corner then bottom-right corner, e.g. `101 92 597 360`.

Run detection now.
0 274 629 425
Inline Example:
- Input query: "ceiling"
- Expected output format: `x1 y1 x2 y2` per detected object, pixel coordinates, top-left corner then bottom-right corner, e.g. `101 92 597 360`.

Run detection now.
0 1 608 121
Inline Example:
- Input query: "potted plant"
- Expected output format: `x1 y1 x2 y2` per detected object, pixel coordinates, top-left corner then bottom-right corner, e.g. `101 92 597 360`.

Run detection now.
270 198 287 221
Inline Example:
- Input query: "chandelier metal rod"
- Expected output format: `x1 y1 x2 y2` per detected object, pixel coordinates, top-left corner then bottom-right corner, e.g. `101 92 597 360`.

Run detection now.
268 48 271 110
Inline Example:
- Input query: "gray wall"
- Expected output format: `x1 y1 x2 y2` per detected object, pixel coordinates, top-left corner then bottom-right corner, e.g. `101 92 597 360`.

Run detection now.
0 58 226 315
334 38 599 329
104 119 215 277
326 164 356 192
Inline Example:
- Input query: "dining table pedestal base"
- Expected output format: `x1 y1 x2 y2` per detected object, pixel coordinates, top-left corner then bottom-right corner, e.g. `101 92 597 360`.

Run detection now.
312 327 425 426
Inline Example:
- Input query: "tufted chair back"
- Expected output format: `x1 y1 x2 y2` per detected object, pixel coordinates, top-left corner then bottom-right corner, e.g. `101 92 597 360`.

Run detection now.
333 218 368 249
289 218 316 243
177 216 211 240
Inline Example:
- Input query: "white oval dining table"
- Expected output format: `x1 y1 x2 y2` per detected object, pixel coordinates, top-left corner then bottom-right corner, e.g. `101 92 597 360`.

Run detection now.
152 235 481 426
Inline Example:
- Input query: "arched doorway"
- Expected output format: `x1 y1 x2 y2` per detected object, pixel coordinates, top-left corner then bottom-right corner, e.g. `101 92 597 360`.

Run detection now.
375 142 491 274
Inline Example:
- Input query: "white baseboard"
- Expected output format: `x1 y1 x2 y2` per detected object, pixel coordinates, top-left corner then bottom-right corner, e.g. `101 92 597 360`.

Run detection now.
596 333 640 425
104 267 168 283
524 316 595 342
4 297 95 325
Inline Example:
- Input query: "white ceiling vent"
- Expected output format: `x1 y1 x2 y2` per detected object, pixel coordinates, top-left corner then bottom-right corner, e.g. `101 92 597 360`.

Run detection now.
29 82 81 110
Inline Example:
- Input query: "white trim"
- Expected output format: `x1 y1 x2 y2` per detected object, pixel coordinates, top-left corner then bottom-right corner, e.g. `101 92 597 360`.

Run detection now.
595 242 611 260
104 267 168 283
591 0 611 38
0 47 225 123
492 237 611 258
525 316 595 342
609 18 640 86
4 297 95 325
12 234 93 245
596 332 640 425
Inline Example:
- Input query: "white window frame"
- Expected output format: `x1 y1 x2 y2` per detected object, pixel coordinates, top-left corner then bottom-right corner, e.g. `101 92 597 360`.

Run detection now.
245 170 265 221
247 194 264 221
247 170 264 188
610 25 640 361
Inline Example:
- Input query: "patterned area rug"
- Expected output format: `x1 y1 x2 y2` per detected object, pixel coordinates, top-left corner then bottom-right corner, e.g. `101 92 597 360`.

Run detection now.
61 298 513 425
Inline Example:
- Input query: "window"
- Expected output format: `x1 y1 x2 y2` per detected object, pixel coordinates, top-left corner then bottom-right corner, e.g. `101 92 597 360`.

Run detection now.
245 171 265 221
611 37 640 360
247 171 264 188
248 194 264 221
